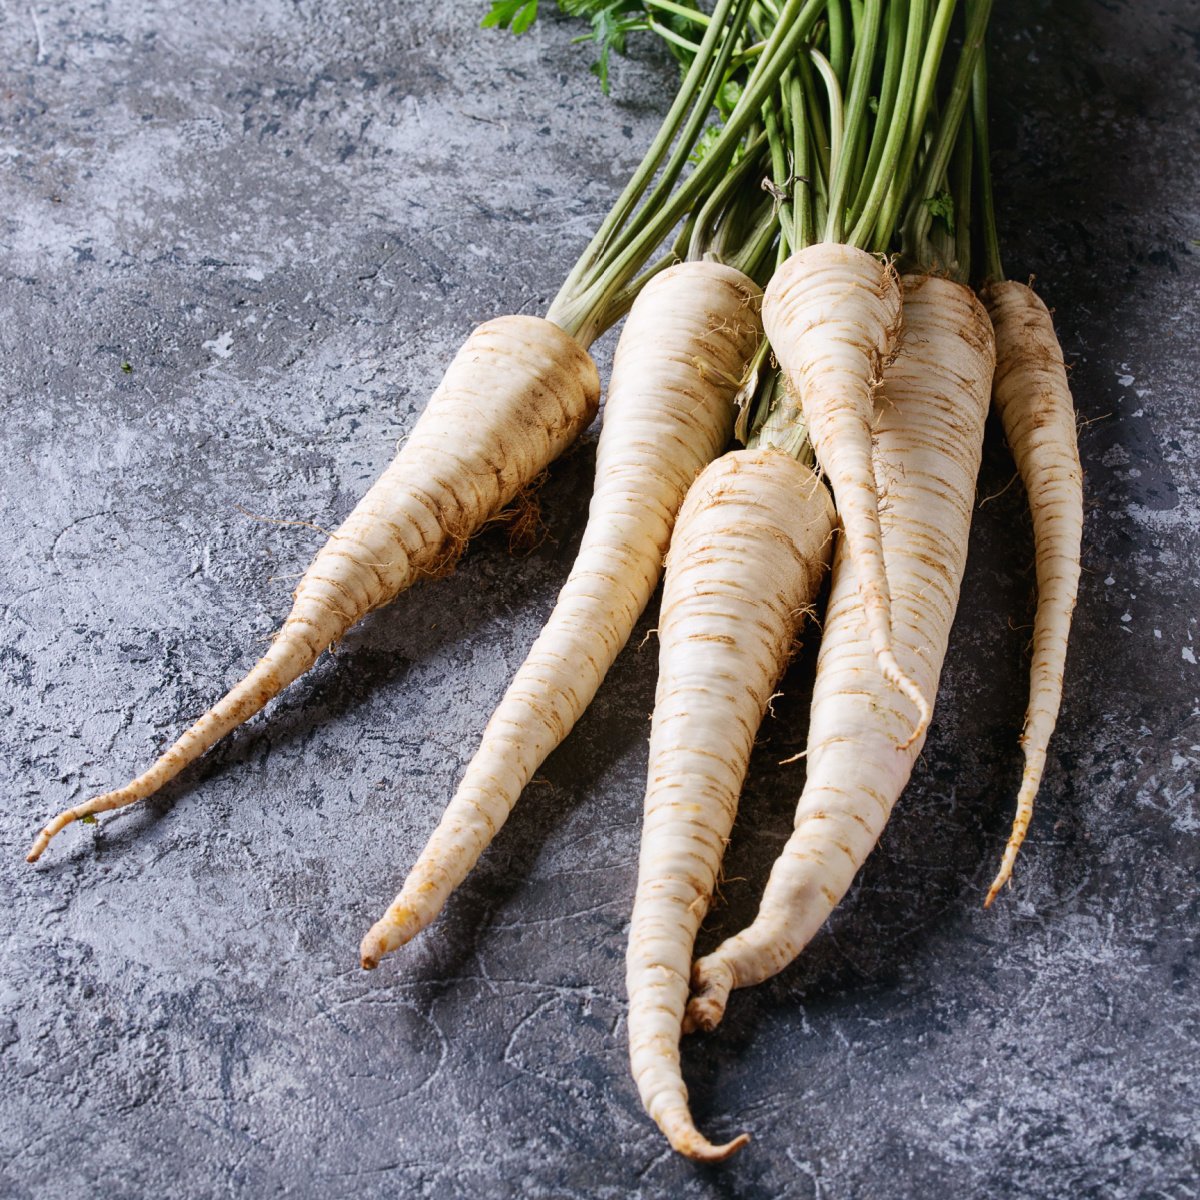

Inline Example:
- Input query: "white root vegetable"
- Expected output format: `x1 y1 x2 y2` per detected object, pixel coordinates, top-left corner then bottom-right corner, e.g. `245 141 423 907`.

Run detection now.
360 262 762 968
762 241 932 741
28 316 599 862
687 275 994 1030
981 280 1083 904
627 446 834 1161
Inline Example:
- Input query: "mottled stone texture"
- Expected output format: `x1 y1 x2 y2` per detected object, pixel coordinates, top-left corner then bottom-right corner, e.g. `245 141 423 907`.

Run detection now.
1 2 1197 1197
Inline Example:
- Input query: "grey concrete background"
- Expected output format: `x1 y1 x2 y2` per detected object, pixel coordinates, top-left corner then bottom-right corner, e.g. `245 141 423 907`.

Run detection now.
2 2 1197 1197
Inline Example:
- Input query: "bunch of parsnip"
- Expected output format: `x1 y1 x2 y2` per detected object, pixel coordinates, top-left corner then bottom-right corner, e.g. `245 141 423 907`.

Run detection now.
28 0 1081 1163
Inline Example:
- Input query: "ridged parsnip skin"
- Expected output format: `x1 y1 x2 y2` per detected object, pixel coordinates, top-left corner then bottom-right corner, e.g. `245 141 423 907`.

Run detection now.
762 243 932 739
627 448 834 1162
687 277 994 1030
981 281 1083 905
361 264 762 968
28 317 599 862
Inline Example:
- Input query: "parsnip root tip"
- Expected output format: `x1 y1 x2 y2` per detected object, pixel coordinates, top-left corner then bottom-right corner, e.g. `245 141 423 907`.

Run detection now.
668 1124 750 1163
685 958 734 1033
880 652 932 748
360 903 426 968
984 856 1018 908
359 925 394 970
898 692 933 752
27 811 80 862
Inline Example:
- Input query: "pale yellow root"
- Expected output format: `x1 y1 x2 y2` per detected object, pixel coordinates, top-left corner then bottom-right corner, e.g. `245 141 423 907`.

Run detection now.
360 263 762 967
762 242 932 743
981 281 1083 905
688 276 994 1031
28 317 599 862
627 447 835 1160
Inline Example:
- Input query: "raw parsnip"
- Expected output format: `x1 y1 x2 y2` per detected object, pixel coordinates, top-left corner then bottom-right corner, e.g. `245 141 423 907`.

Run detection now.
687 275 994 1030
981 280 1083 904
627 446 834 1162
762 242 932 740
361 262 763 968
28 318 599 861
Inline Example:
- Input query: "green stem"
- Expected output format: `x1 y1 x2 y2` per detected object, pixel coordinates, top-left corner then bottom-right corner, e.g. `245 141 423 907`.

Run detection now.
850 0 865 38
764 94 796 252
901 0 993 264
872 0 956 248
828 0 848 85
548 0 742 329
731 38 769 68
789 73 816 248
846 0 905 232
688 130 771 259
972 33 1004 284
809 48 845 240
729 198 782 278
644 0 713 26
555 0 828 342
823 0 881 243
950 100 973 282
582 0 754 276
793 51 830 230
646 17 702 57
848 0 926 250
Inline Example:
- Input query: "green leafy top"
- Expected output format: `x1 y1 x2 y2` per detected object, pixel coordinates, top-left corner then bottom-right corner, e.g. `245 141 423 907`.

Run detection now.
481 0 541 36
483 0 704 93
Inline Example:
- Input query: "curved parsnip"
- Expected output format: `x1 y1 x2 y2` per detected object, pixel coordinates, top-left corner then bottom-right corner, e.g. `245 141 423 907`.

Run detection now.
687 276 993 1030
627 447 834 1162
761 243 931 741
981 281 1083 905
29 317 600 861
360 262 762 968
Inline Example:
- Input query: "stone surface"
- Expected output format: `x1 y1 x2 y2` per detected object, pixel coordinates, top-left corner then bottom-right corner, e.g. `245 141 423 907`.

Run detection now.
2 2 1197 1197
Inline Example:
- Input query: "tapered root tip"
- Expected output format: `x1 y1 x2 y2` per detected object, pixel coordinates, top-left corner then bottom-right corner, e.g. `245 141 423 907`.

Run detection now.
984 807 1035 907
685 957 733 1033
880 653 931 748
900 692 933 750
359 929 387 970
359 907 421 970
26 812 79 863
671 1130 751 1163
662 1104 750 1162
985 789 1037 907
984 859 1016 908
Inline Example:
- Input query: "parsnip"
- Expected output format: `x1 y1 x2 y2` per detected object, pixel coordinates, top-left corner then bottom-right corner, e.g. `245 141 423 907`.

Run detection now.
981 280 1083 904
361 262 763 967
28 318 599 861
763 242 930 742
627 446 834 1161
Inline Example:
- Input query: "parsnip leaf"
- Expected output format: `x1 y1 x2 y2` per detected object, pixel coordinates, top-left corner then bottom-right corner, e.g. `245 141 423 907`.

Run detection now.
482 0 540 35
926 190 955 234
